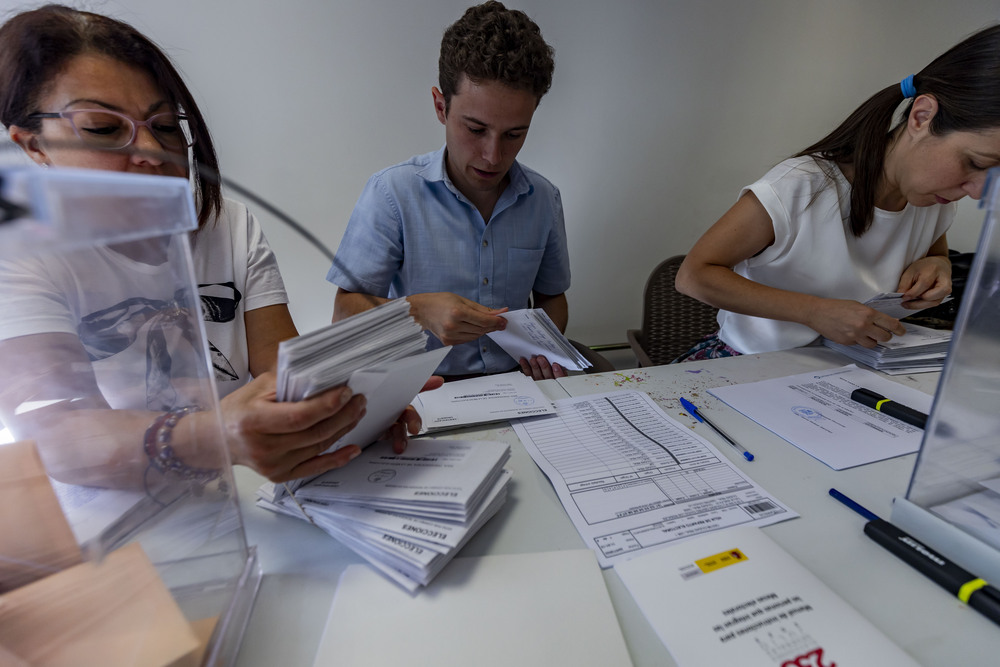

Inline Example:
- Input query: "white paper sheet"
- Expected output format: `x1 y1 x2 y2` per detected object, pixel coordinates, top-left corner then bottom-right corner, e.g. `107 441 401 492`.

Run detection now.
486 309 590 370
615 526 918 667
334 346 450 453
312 550 632 667
708 364 930 470
411 371 555 432
512 390 796 568
822 323 951 373
864 291 952 320
293 438 510 519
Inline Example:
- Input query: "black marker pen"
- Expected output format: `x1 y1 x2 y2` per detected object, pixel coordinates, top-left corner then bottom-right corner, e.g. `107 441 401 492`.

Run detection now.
850 387 927 429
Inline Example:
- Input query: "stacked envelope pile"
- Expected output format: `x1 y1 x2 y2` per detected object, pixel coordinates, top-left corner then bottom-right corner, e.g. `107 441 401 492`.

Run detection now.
257 438 511 591
822 323 952 374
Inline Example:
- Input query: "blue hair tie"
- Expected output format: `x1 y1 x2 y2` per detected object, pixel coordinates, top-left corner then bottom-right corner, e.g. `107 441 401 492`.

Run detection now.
900 74 917 99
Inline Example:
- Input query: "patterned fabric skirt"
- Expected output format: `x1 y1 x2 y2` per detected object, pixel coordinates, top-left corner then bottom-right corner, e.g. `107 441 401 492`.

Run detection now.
671 331 742 363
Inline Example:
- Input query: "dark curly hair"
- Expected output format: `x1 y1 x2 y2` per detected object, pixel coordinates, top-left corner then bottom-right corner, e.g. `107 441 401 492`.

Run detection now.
438 1 554 109
0 4 221 227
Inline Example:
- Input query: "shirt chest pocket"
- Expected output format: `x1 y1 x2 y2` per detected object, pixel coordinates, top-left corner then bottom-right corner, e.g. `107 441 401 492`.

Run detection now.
505 247 545 308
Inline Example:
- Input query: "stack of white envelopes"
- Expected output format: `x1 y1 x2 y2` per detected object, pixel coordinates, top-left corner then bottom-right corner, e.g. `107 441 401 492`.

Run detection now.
257 438 511 591
822 322 952 373
270 298 450 495
486 309 592 371
276 298 428 402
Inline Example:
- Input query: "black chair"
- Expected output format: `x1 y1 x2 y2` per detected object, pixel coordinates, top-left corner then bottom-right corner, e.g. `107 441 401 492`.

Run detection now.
627 255 719 366
569 339 616 374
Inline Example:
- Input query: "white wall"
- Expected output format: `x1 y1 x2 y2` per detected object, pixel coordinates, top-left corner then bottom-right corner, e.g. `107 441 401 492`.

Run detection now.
3 0 997 343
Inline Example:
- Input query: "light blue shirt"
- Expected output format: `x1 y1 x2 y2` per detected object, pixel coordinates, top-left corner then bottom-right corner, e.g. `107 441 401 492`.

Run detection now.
327 147 570 376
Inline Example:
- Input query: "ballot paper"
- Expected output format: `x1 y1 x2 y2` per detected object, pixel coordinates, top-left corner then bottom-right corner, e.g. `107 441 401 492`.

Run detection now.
863 291 952 321
616 526 918 667
264 469 511 591
312 550 632 667
332 347 449 452
486 308 591 371
822 322 951 373
271 299 451 498
411 371 555 433
261 344 451 499
291 439 510 520
708 364 931 470
276 298 427 401
512 390 795 568
257 439 512 591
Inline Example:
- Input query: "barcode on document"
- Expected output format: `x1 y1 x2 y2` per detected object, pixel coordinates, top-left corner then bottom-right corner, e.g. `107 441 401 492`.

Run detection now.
743 501 777 515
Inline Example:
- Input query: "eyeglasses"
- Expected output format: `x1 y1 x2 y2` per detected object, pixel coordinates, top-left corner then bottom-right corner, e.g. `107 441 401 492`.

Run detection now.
27 109 194 151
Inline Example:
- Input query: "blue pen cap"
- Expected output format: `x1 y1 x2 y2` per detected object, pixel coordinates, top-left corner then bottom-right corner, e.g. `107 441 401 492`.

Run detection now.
679 397 703 422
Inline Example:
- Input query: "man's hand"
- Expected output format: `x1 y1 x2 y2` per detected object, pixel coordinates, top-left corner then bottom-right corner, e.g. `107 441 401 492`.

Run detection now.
382 376 445 454
519 354 567 380
407 293 508 346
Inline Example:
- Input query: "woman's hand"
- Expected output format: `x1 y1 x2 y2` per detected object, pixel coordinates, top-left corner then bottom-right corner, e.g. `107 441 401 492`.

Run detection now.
221 372 367 483
898 255 952 310
804 298 906 349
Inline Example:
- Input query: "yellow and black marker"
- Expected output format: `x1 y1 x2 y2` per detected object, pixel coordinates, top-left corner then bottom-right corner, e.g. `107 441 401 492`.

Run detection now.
830 488 1000 628
850 387 927 429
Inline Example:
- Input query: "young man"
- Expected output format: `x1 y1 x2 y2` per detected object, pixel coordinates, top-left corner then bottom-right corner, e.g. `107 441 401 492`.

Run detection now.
327 1 570 381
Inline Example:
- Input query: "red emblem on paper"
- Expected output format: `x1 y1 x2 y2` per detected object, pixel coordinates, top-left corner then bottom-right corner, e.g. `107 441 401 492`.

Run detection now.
780 647 835 667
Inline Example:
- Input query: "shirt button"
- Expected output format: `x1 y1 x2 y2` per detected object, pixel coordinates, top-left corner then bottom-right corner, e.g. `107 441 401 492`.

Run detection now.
482 346 488 352
482 240 489 247
483 277 489 285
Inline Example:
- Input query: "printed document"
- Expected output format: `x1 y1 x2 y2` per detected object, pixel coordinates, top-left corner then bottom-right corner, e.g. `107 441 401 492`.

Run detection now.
616 526 918 667
512 390 795 568
411 371 555 433
290 439 510 520
708 364 930 470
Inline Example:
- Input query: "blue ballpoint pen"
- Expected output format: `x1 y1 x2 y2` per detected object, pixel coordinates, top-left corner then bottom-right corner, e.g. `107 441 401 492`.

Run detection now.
679 397 754 462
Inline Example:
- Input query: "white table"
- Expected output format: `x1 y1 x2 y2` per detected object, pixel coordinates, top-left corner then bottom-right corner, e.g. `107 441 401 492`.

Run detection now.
235 347 1000 666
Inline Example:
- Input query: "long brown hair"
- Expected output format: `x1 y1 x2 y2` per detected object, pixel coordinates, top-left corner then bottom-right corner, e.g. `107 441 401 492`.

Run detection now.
795 24 1000 236
0 4 221 227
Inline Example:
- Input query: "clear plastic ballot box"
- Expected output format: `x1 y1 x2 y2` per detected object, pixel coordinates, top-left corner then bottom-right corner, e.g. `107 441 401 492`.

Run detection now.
892 166 1000 584
0 167 259 666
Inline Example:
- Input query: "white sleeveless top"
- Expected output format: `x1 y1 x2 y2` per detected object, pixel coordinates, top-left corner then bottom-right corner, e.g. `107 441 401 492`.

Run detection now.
718 156 954 354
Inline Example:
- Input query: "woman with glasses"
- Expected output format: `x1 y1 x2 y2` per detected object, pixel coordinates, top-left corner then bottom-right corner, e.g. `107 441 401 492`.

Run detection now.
0 5 427 488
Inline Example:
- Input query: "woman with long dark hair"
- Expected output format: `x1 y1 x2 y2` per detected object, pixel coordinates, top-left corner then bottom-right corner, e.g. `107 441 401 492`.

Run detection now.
676 25 1000 360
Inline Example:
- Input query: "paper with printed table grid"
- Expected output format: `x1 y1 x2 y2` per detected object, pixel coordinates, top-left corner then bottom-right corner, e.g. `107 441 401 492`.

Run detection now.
512 390 796 568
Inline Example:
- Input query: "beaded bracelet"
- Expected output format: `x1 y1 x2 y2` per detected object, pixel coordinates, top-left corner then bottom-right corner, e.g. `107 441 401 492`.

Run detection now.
143 406 221 483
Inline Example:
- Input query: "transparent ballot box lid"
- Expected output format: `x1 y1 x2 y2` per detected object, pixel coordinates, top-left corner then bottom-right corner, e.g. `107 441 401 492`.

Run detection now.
0 167 259 666
892 167 1000 583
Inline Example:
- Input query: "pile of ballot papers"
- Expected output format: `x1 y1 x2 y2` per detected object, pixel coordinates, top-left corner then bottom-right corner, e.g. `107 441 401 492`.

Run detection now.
486 309 592 371
273 298 450 496
257 438 512 591
276 298 427 402
822 323 952 374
